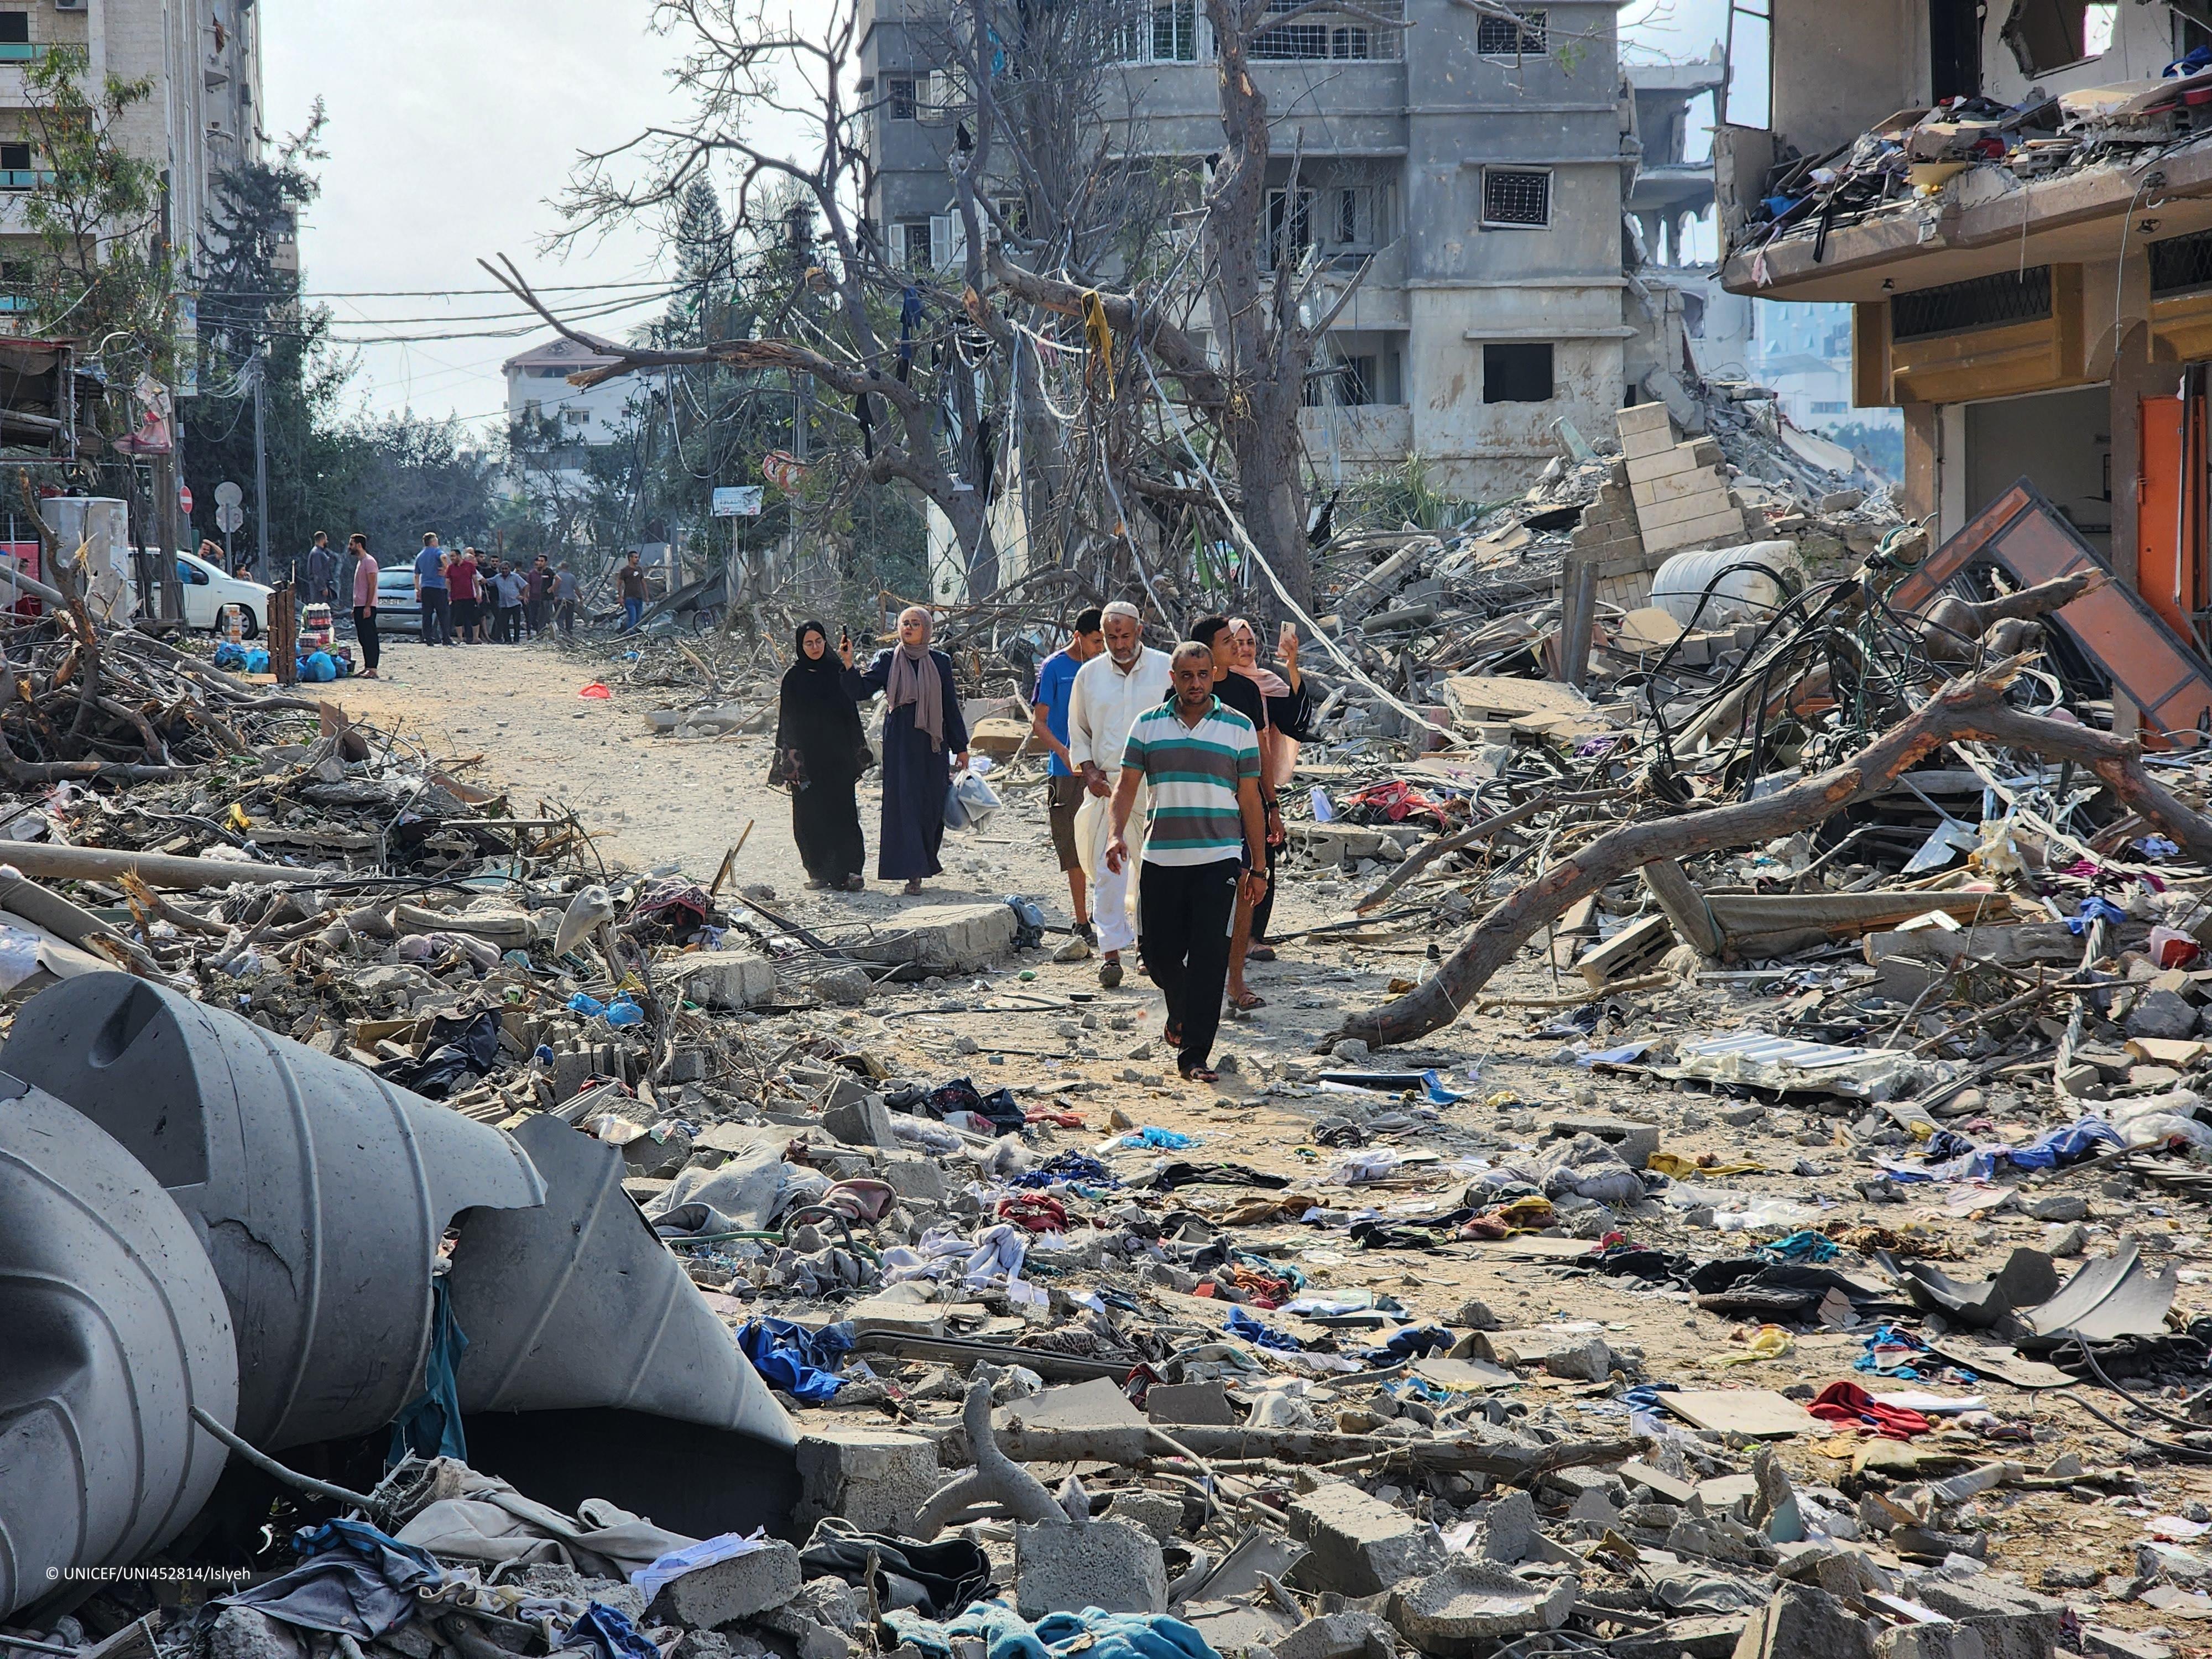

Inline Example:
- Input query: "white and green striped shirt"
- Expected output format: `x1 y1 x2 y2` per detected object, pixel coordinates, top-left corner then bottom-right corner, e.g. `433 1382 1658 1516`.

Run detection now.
1120 696 1260 866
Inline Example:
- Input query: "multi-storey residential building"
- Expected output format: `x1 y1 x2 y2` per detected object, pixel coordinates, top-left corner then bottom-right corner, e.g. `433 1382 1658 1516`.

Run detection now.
0 0 261 328
857 0 1641 505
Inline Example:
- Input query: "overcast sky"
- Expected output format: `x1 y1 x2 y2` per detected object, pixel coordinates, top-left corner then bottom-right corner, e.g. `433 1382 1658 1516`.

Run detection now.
267 0 1743 433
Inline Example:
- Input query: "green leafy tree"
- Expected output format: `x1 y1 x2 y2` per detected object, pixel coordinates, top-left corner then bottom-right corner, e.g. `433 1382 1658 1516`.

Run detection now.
19 46 168 393
184 105 362 573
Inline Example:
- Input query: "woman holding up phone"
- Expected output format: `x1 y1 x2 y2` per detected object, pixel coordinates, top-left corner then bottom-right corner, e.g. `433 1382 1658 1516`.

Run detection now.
841 608 969 895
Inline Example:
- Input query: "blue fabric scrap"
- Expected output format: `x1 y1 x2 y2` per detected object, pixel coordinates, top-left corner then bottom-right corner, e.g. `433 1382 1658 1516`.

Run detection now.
1364 1324 1452 1365
884 1601 1223 1659
1224 1305 1301 1351
2066 896 2128 935
563 1603 662 1659
738 1316 855 1401
218 1519 443 1638
387 1274 468 1465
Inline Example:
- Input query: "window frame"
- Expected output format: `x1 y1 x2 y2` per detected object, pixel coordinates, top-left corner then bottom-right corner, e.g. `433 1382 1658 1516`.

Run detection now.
885 75 918 121
1480 165 1553 230
1481 341 1554 404
1264 186 1314 269
1475 8 1546 56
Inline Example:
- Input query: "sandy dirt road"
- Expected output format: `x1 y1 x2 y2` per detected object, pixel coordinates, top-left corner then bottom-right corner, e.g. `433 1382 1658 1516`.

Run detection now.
325 627 2212 1608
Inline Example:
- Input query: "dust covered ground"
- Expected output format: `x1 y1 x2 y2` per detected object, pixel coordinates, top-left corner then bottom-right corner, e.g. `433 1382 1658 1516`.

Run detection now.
333 626 2212 1639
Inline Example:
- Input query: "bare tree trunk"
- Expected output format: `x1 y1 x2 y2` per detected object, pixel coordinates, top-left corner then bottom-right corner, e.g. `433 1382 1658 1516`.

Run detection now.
1202 0 1314 617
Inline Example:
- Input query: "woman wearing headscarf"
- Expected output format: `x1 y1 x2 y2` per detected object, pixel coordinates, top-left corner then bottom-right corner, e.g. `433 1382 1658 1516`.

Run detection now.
841 606 969 894
776 619 870 891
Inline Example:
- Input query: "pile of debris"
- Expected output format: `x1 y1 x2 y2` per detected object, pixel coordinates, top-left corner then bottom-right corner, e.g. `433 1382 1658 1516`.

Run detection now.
1735 61 2212 262
24 384 2212 1659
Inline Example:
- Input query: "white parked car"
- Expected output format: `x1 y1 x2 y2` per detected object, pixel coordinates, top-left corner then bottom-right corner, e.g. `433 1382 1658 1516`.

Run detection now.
373 565 424 632
125 548 275 637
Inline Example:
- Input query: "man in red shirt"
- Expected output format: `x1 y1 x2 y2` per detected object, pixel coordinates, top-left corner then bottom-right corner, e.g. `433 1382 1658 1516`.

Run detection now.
447 547 482 644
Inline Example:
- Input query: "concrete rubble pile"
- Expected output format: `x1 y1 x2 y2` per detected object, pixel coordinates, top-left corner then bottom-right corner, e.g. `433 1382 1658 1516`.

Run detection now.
1733 57 2212 264
23 416 2212 1659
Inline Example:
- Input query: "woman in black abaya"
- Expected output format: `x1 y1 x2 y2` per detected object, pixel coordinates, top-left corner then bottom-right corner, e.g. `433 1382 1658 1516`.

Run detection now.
775 619 869 890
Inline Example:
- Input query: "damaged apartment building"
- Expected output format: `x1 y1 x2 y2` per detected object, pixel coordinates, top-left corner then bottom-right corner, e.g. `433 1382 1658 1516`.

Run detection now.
857 0 1661 514
1715 0 2212 722
0 0 261 329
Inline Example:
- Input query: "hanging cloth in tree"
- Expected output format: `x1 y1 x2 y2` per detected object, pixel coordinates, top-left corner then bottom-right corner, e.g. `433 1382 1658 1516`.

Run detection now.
899 286 923 385
1081 290 1113 395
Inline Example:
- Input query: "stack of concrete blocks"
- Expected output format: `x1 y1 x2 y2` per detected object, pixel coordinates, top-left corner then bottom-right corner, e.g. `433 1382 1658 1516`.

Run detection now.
1562 462 1664 615
1616 402 1757 556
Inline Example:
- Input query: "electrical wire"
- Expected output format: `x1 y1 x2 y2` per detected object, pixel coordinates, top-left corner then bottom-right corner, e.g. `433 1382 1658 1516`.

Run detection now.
1131 338 1452 739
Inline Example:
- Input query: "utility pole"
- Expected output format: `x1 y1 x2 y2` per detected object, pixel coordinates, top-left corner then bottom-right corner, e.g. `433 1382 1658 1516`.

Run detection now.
250 350 269 582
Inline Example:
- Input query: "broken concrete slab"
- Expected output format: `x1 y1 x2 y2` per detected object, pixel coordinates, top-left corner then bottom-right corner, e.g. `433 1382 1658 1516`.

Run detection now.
1547 1113 1660 1168
1013 1518 1167 1618
1145 1379 1237 1426
666 951 778 1010
1288 1478 1449 1597
999 1377 1151 1465
846 902 1019 975
793 1428 941 1535
1386 1557 1578 1654
1273 1610 1396 1659
820 1094 898 1149
643 1539 803 1627
1905 1578 2063 1659
1731 1583 1874 1659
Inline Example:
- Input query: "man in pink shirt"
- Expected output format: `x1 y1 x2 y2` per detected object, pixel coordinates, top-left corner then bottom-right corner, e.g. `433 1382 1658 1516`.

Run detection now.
348 533 380 677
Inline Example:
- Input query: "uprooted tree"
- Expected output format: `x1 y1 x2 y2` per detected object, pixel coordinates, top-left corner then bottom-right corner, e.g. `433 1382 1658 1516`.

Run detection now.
956 0 1399 615
1329 659 2212 1052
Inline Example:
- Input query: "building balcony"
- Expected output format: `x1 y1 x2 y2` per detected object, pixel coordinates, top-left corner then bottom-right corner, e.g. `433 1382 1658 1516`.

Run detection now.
1718 133 2212 306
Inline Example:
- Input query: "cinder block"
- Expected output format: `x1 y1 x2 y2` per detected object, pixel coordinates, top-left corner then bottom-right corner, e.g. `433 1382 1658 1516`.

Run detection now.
1288 1479 1448 1596
1015 1519 1167 1616
644 1540 803 1626
1635 487 1739 533
669 952 777 1010
879 1152 948 1203
1909 1578 2063 1659
821 1094 898 1149
1632 471 1731 511
794 1428 941 1533
1621 424 1677 461
1626 444 1719 486
1616 402 1673 436
846 901 1018 973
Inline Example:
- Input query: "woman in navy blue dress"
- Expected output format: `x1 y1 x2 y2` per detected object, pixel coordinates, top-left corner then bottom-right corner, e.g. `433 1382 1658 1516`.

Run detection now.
841 606 969 893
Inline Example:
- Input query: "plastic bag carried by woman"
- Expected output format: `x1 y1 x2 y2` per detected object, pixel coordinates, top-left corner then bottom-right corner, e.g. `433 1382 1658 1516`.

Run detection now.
943 764 1003 831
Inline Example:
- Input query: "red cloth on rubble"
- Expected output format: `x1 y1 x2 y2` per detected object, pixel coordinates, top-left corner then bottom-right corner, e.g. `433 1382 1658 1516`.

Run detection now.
994 1193 1068 1233
1807 1380 1931 1440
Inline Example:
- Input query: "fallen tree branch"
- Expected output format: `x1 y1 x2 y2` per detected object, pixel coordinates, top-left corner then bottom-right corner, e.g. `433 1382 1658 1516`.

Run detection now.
992 1424 1641 1485
1353 788 1624 914
1329 661 2212 1051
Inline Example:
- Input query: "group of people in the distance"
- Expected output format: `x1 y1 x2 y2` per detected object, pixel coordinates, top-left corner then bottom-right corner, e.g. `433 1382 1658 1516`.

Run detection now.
775 601 1309 1083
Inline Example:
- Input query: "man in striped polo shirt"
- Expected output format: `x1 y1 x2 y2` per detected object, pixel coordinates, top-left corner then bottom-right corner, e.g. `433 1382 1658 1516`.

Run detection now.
1104 640 1269 1083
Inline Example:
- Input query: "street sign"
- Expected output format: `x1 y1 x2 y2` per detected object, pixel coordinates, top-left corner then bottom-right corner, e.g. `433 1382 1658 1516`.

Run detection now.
215 503 243 534
213 481 243 508
177 483 193 515
712 486 764 518
760 450 808 491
